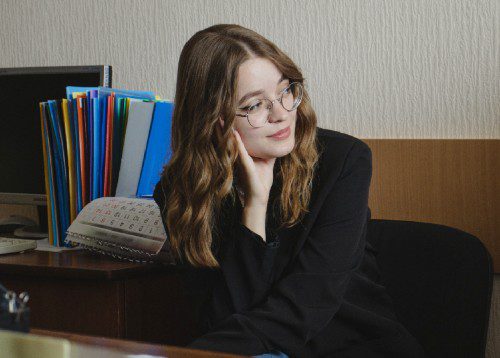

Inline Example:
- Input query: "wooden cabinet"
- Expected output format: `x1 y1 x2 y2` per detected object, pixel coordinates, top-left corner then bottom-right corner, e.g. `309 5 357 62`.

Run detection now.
0 250 198 346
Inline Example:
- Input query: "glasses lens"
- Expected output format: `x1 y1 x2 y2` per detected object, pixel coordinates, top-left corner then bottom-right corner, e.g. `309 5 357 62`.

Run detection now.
281 82 303 111
247 99 272 127
244 83 303 128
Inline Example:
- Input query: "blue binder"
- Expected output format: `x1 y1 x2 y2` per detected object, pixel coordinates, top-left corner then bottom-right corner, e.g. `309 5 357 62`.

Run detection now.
41 103 60 245
136 101 174 197
47 100 70 245
90 90 99 200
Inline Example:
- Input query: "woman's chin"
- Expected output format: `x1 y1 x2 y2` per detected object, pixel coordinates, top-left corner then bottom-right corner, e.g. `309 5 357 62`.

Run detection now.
245 135 295 159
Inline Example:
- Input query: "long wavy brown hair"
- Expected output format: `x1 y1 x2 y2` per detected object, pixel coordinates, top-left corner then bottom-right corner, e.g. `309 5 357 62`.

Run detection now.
159 24 319 268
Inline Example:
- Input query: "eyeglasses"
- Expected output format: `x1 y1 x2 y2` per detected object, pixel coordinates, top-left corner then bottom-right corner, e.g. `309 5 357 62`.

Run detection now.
235 82 303 128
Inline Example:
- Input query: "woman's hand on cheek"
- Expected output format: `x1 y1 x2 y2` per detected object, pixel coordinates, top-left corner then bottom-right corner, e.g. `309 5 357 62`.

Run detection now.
233 129 276 207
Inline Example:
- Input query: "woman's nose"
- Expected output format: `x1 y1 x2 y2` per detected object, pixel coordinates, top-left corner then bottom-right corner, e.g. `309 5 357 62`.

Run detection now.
267 102 287 123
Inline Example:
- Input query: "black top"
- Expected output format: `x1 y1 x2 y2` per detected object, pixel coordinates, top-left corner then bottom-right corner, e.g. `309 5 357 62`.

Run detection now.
153 128 427 357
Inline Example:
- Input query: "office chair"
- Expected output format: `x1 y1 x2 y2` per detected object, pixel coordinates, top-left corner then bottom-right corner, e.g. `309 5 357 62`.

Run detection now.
366 219 493 358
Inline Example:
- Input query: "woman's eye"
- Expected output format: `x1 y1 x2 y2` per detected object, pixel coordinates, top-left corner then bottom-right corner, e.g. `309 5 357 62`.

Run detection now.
247 101 262 112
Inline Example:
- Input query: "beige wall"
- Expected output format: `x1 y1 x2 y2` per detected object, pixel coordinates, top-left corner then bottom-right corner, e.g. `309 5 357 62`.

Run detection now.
1 0 499 355
0 0 498 138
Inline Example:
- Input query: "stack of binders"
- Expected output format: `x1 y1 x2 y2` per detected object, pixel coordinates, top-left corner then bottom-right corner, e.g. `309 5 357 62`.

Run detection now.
39 87 174 247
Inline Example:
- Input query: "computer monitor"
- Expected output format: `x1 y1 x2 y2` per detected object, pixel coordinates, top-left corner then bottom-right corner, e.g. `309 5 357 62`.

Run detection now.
0 65 112 236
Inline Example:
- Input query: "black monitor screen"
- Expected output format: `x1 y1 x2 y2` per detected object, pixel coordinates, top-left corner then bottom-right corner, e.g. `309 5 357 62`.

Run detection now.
0 67 111 199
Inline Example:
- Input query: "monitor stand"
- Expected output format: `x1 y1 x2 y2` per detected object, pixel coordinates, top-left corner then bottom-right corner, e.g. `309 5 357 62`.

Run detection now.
1 205 49 239
14 225 48 239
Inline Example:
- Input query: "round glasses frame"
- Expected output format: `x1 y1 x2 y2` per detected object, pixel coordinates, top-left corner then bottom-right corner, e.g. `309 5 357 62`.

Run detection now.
235 82 303 128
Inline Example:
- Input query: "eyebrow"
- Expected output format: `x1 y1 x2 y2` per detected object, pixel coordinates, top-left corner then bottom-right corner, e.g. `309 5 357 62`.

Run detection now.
237 75 287 107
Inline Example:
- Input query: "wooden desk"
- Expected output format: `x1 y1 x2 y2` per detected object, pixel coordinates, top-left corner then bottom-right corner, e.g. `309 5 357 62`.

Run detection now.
0 249 199 346
30 328 244 357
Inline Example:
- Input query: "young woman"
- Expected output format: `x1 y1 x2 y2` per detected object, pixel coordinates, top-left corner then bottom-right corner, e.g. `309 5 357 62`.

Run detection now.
153 24 427 358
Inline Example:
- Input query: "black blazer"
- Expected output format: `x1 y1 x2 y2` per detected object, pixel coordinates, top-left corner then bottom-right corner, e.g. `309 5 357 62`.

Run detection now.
153 128 427 357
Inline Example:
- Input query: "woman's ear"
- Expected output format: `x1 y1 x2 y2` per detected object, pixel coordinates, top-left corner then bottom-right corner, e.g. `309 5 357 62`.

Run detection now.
219 117 225 129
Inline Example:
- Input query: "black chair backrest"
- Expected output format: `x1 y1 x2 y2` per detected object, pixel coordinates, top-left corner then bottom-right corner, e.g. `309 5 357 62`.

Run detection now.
366 219 493 358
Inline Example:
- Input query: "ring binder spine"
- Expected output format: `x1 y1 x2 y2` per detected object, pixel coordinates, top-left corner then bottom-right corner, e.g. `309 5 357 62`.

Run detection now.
103 65 112 87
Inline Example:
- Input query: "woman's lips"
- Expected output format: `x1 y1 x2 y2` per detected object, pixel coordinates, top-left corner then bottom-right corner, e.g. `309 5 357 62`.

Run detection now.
268 126 291 140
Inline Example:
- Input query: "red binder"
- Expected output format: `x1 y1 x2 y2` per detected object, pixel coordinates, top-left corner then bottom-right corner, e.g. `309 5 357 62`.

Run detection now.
76 95 87 205
103 93 115 196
